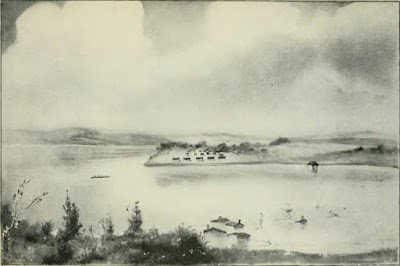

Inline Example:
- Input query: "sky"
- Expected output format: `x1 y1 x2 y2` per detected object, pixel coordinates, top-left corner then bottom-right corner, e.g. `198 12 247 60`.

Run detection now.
2 1 399 137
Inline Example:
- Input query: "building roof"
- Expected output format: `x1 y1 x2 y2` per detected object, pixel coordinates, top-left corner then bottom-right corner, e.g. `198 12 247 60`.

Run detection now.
203 227 227 234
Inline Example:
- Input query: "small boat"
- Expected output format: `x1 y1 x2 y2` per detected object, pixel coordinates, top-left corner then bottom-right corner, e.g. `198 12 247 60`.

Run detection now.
91 175 110 179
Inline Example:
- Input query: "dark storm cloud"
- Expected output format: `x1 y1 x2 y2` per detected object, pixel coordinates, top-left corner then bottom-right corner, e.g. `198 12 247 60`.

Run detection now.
212 38 319 107
1 0 64 53
239 39 318 88
2 1 208 54
324 33 398 88
2 1 37 53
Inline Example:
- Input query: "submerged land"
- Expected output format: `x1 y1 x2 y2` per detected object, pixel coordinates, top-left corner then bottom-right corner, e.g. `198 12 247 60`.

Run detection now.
2 199 398 265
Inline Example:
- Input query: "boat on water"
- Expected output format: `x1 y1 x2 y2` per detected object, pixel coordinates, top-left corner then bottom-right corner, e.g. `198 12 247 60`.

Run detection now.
91 175 110 179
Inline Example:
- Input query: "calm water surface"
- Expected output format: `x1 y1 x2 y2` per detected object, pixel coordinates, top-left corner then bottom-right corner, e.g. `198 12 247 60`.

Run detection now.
2 144 399 254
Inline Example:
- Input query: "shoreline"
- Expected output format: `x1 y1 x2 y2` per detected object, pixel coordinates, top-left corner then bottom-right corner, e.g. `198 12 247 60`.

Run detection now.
144 160 399 169
211 247 398 264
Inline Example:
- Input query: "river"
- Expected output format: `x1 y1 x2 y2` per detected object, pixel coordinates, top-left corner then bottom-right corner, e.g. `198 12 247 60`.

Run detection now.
2 144 398 254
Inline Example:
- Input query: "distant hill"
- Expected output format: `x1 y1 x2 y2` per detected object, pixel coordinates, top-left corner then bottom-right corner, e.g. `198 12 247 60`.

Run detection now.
3 128 397 148
3 128 169 146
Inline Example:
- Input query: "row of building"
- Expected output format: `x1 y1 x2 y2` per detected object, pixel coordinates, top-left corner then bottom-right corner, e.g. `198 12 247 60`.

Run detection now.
172 148 227 162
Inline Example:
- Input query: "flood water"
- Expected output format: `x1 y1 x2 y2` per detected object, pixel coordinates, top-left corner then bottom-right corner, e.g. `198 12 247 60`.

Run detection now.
2 144 399 254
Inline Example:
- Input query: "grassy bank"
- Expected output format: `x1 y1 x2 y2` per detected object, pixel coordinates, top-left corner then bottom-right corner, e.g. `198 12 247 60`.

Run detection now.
2 226 397 265
212 247 398 264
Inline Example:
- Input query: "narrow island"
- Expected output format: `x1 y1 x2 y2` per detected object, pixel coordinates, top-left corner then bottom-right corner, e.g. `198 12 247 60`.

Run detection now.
145 136 399 168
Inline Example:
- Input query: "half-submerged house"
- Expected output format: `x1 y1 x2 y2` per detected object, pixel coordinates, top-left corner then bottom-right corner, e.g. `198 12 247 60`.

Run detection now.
203 225 227 234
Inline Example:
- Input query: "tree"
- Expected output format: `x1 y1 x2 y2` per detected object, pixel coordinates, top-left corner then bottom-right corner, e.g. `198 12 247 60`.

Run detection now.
59 190 82 242
268 137 290 146
41 221 53 239
216 143 229 152
44 191 82 264
1 178 48 253
377 143 385 153
127 201 142 235
238 142 254 153
99 213 114 239
195 141 207 149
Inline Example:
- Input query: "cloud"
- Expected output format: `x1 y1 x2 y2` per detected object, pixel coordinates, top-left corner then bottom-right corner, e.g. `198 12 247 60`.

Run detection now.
142 1 209 54
1 1 65 53
2 2 398 137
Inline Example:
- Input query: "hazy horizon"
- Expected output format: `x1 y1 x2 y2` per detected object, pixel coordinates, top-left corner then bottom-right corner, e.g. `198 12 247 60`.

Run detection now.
2 1 399 137
3 126 398 141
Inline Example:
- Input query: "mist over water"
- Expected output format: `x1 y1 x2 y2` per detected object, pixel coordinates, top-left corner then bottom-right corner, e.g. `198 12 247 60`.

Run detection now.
2 145 398 254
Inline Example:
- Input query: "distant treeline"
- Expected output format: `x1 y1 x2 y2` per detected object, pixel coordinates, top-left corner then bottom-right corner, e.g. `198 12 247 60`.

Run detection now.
268 137 291 146
156 141 262 154
346 144 398 154
156 138 292 154
314 143 399 168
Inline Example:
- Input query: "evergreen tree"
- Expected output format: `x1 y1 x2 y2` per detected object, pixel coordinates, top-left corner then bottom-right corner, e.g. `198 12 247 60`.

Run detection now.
127 201 142 235
59 190 82 241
